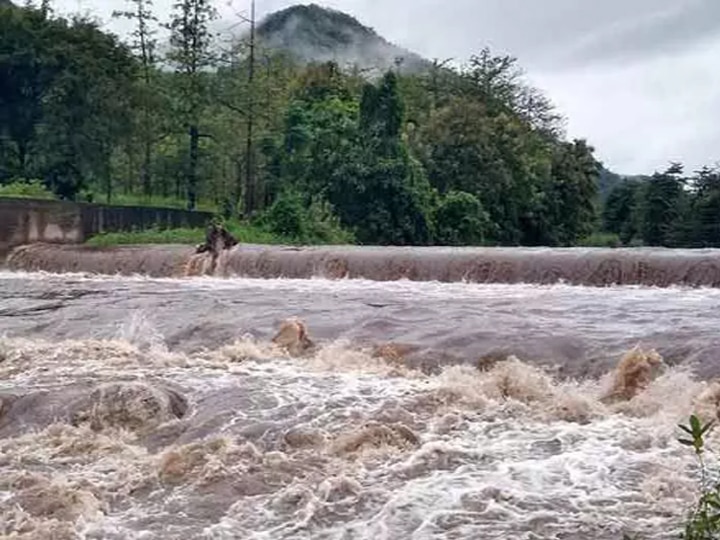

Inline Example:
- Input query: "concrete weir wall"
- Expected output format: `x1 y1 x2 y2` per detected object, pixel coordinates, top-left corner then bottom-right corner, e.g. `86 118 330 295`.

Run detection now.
0 197 213 256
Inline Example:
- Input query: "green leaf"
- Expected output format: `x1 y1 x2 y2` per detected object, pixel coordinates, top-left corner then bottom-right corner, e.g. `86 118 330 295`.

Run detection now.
690 415 702 434
679 424 694 435
678 438 695 447
701 420 715 436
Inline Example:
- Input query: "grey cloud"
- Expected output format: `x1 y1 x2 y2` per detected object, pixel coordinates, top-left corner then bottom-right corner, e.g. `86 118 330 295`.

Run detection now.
549 0 720 69
60 0 720 69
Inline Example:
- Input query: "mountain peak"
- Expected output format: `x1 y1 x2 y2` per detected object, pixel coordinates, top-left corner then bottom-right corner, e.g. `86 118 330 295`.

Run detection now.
257 3 429 74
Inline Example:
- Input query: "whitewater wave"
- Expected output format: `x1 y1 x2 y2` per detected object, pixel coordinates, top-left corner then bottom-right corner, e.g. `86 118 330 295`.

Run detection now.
0 330 714 539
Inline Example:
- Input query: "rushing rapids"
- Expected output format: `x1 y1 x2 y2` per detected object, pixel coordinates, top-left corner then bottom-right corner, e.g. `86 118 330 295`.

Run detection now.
7 242 720 287
2 270 720 539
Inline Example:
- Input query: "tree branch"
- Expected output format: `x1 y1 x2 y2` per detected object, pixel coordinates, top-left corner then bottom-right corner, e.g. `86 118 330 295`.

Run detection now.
216 98 247 117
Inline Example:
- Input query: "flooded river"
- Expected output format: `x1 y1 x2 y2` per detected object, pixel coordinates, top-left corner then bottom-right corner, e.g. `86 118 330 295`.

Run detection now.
1 253 720 539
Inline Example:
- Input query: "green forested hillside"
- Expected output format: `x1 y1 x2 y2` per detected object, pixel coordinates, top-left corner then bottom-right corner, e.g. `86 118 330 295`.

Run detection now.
1 1 716 247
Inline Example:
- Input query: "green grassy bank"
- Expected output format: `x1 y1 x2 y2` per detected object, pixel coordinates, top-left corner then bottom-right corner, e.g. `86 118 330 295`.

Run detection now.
84 221 294 248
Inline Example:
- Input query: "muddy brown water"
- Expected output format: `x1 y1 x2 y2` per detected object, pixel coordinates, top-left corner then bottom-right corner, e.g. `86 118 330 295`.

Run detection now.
8 243 720 287
2 244 720 539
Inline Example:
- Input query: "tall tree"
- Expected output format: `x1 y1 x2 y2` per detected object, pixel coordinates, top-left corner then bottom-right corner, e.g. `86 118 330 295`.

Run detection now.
0 5 136 199
330 71 434 245
113 0 159 197
545 139 599 245
689 166 720 246
603 180 643 245
462 47 563 136
243 0 257 216
166 0 217 210
639 163 688 247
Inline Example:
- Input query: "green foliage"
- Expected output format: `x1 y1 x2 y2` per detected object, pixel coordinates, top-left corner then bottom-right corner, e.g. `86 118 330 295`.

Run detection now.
689 167 720 247
599 164 720 248
260 190 354 245
261 190 306 238
434 191 490 246
677 415 720 540
639 163 688 247
330 71 434 245
603 180 643 245
577 232 621 248
419 96 598 246
629 414 720 539
0 178 54 199
166 0 218 210
8 2 720 249
85 221 287 247
0 5 137 200
2 3 615 247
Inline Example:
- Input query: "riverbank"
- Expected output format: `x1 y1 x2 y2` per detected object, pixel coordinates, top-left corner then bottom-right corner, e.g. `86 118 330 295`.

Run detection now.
85 225 623 249
84 222 293 248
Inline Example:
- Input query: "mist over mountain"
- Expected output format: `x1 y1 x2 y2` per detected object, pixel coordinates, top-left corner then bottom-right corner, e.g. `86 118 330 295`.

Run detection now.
256 4 431 75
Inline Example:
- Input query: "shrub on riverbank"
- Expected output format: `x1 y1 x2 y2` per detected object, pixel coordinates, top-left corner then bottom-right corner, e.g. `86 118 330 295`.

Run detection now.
577 232 622 248
83 217 345 247
0 179 55 200
258 192 356 245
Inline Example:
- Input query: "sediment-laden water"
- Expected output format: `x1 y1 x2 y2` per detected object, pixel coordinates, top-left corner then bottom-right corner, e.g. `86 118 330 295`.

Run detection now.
9 243 720 288
2 267 720 539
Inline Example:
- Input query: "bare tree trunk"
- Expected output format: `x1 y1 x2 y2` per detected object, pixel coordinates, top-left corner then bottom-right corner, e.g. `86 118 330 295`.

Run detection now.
16 140 28 177
243 0 256 217
188 124 199 210
142 138 152 197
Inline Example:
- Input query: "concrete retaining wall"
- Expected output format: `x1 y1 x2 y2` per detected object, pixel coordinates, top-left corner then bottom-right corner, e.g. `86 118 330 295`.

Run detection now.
0 198 213 256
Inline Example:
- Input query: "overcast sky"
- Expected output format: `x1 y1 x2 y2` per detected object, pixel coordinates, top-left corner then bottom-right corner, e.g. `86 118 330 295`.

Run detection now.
54 0 720 175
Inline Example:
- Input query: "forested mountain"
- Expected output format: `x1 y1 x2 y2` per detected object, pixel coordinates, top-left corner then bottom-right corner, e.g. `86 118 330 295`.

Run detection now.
1 1 715 247
597 166 625 201
256 4 429 75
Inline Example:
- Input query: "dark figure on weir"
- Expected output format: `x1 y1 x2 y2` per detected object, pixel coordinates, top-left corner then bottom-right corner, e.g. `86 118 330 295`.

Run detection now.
195 221 238 256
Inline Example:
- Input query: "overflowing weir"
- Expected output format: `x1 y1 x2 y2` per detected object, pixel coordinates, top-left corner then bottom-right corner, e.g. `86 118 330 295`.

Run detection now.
6 242 720 287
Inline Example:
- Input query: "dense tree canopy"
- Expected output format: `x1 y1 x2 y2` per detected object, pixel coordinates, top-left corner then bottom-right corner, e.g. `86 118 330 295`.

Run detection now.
6 2 713 247
602 163 720 248
0 4 136 199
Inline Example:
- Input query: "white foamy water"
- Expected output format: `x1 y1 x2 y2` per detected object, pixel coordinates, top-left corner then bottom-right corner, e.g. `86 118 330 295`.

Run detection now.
1 271 719 539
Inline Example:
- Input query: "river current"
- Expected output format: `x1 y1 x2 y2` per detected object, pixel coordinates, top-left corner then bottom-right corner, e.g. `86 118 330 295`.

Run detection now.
1 263 720 539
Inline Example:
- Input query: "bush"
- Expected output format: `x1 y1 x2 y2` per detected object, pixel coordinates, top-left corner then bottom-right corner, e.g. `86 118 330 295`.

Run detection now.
304 198 356 244
578 232 621 248
85 220 292 247
262 191 307 238
677 415 720 539
260 191 354 244
0 179 55 200
434 190 490 246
